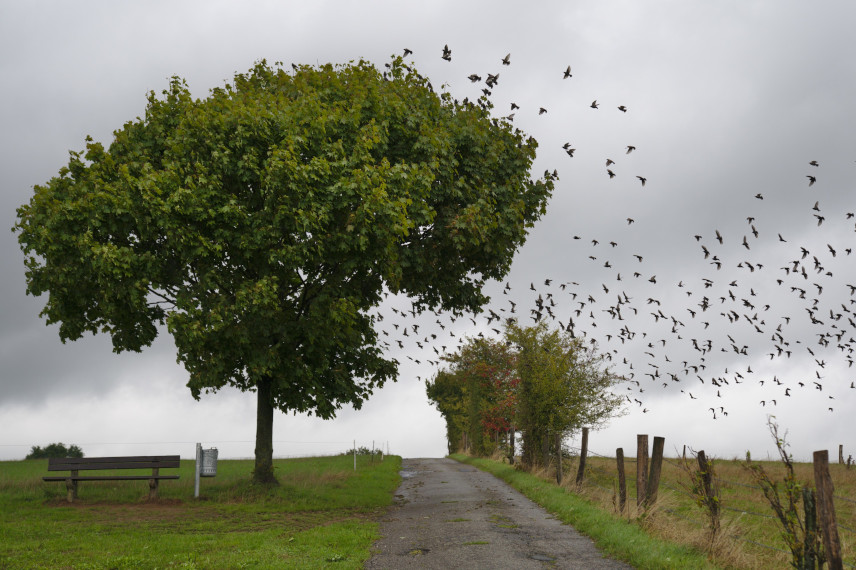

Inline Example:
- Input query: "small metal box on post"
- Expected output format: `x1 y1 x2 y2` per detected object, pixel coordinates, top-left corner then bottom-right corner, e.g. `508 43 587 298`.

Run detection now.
194 443 218 498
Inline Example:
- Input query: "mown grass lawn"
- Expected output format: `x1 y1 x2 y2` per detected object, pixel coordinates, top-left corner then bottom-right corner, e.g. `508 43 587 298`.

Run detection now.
0 454 400 569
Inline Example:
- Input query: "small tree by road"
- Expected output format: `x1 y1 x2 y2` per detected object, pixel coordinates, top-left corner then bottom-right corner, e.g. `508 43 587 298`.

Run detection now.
428 322 624 464
506 321 625 468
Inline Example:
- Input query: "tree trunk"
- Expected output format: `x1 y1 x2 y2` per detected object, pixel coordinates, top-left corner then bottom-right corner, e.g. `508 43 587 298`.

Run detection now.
253 375 278 485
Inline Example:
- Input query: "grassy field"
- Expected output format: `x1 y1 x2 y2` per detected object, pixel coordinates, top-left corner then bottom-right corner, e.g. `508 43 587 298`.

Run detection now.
0 454 401 569
453 451 856 569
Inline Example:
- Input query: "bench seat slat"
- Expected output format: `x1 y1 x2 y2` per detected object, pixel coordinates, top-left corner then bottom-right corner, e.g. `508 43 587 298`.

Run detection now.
49 455 180 465
48 460 180 471
43 475 180 482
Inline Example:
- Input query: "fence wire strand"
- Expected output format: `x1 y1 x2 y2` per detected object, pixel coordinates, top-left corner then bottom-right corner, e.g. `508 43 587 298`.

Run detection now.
568 442 856 565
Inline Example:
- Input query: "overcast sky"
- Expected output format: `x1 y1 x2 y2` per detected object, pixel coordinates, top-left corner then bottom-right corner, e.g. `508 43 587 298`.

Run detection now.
2 1 855 463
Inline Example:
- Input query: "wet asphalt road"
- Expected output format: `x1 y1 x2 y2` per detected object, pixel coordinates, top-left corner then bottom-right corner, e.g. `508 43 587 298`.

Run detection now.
365 458 633 569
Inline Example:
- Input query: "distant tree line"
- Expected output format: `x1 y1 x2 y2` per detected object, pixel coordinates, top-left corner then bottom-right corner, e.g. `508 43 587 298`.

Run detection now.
26 443 84 459
426 320 624 467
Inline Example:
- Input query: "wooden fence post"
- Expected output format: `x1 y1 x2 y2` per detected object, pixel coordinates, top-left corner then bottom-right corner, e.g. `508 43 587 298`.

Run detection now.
556 432 563 484
697 451 718 523
813 450 842 570
636 434 648 508
616 447 626 514
839 444 844 465
576 427 589 486
646 436 665 505
803 486 818 570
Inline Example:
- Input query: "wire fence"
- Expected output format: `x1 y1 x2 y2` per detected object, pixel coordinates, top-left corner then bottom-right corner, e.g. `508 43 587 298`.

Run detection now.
559 441 856 567
0 439 392 461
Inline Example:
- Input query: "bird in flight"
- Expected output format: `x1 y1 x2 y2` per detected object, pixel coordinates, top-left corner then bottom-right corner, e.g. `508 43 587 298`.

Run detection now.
807 175 816 186
501 53 511 65
618 105 628 113
563 65 572 79
626 145 636 154
442 45 451 61
591 100 599 109
636 176 647 187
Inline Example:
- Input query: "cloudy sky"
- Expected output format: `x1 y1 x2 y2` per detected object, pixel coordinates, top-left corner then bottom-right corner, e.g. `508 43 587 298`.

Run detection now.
2 1 855 463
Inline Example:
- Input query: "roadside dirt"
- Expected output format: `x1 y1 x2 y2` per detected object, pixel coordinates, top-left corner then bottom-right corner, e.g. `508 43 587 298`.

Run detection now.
366 458 633 569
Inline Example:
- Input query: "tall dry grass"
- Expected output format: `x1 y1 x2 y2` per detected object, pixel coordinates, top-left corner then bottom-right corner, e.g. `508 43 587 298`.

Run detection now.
502 451 856 569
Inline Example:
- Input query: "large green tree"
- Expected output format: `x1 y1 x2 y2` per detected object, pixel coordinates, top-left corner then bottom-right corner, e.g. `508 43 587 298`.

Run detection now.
14 57 552 483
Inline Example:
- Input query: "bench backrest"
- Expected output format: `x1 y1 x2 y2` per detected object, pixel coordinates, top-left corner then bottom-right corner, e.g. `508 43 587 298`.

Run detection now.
47 455 181 471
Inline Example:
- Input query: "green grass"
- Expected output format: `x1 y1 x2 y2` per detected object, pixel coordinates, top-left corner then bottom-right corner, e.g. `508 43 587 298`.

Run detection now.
451 454 718 569
0 454 401 569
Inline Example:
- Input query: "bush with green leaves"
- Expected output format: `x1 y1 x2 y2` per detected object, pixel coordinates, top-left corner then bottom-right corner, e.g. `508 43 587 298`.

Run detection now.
26 442 84 459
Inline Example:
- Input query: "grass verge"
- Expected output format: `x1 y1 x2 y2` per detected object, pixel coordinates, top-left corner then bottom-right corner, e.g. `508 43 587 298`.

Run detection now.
0 454 401 569
450 453 718 569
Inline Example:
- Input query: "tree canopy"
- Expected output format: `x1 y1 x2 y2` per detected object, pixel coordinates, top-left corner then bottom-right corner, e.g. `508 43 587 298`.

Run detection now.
427 321 624 465
426 337 517 455
14 57 552 482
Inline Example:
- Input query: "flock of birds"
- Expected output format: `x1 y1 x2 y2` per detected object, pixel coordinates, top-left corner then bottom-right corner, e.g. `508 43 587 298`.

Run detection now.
367 46 855 422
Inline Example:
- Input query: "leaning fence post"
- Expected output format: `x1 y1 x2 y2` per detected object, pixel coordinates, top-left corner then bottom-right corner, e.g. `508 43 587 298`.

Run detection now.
576 427 589 486
646 436 665 505
696 450 718 523
616 447 627 514
813 450 843 570
636 434 648 507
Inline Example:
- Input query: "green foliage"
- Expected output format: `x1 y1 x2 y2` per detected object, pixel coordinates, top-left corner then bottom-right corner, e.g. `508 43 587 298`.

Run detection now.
505 321 625 467
426 337 516 455
14 56 551 480
428 322 624 463
743 418 823 569
25 442 84 459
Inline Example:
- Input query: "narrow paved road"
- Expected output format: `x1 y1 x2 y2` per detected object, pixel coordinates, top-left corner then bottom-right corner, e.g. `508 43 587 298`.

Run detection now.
366 458 633 569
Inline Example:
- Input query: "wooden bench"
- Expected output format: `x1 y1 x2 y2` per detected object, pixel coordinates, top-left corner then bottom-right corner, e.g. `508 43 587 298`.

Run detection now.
43 455 180 502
